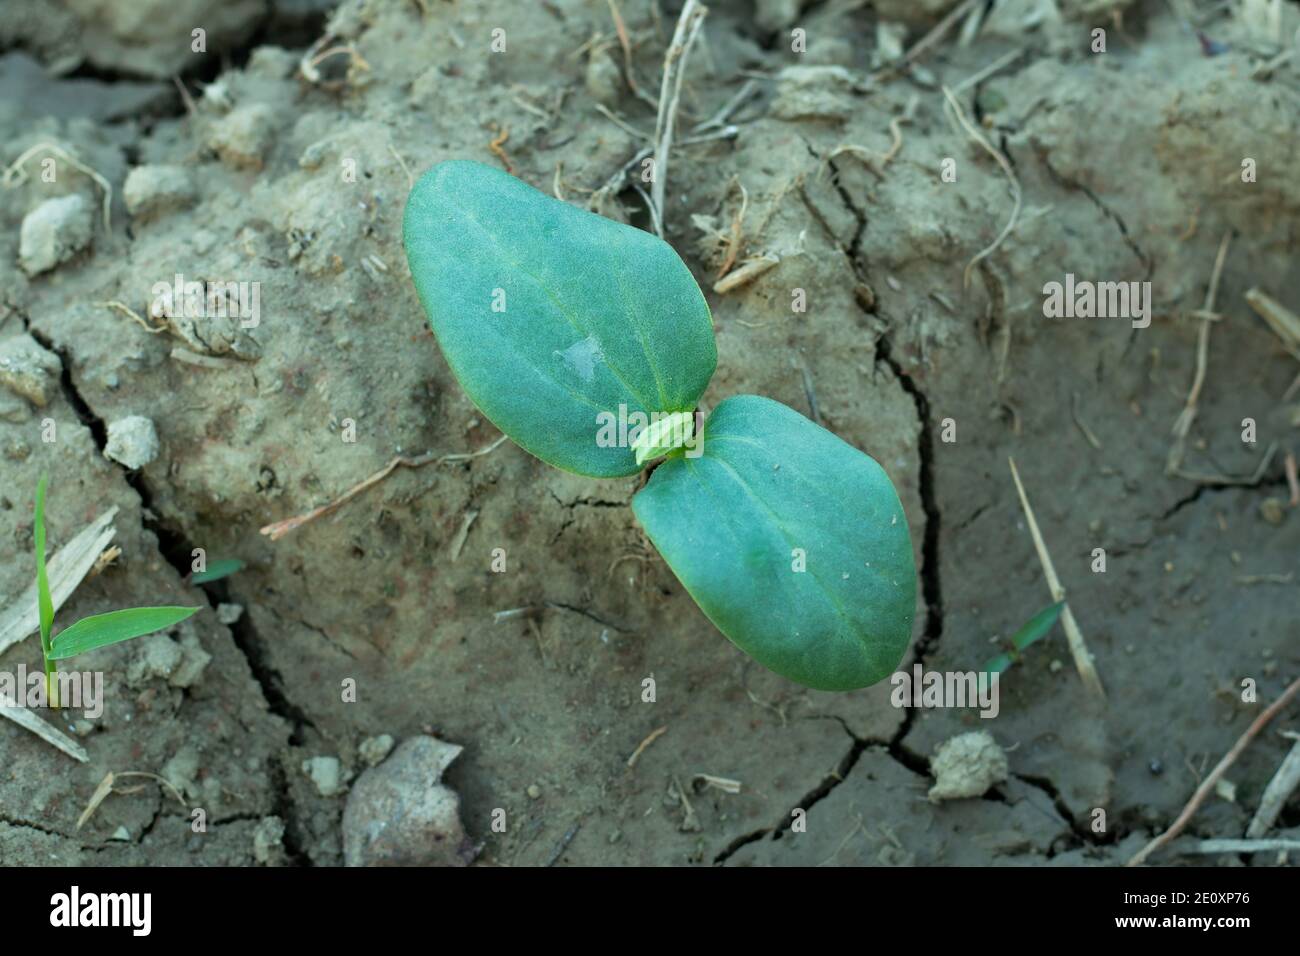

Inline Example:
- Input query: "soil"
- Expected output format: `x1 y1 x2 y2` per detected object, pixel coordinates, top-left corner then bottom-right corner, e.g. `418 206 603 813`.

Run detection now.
0 0 1296 867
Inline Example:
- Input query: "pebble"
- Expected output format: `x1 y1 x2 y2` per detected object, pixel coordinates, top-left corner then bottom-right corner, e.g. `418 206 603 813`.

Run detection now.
205 103 276 170
0 337 61 407
341 735 473 866
302 756 347 797
770 65 860 122
358 733 395 767
123 164 197 220
104 414 159 469
19 194 93 276
216 602 244 625
251 816 285 864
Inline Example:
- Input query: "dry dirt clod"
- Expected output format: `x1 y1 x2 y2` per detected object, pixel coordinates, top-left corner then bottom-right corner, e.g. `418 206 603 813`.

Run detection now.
770 65 863 122
358 734 395 767
123 164 197 220
18 193 93 275
252 816 286 865
928 731 1009 803
104 414 159 470
342 735 475 867
204 102 277 170
0 335 61 407
303 756 348 797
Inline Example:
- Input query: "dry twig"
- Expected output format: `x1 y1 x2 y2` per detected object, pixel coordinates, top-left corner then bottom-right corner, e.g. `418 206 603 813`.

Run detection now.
942 86 1021 287
3 142 113 235
1008 458 1105 697
1246 735 1300 838
1128 674 1300 866
260 435 508 541
649 0 708 237
626 725 668 768
1168 232 1232 474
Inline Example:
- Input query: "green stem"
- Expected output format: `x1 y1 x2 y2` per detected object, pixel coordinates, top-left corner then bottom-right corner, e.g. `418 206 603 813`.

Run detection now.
44 655 59 710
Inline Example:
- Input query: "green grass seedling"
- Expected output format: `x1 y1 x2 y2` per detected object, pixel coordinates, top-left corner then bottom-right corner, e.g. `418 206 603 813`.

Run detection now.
33 477 200 709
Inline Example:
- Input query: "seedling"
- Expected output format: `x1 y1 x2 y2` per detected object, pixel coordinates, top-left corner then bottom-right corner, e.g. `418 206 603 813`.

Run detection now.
190 558 245 585
981 601 1065 675
403 161 916 690
33 477 199 708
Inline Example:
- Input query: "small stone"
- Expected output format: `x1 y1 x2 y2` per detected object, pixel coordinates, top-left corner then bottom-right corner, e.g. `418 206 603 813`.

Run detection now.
0 336 61 407
169 636 212 689
1214 777 1236 803
104 414 159 469
1049 659 1064 673
123 165 197 220
928 731 1008 803
251 816 285 864
526 784 541 800
110 826 131 841
1259 498 1285 526
302 756 347 797
205 103 276 170
342 735 474 867
770 65 861 121
358 734 395 767
216 602 244 625
19 194 94 276
127 632 183 685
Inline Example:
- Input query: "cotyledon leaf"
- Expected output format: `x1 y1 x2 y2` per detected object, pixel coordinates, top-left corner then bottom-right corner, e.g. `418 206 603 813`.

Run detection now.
631 395 916 691
403 159 717 477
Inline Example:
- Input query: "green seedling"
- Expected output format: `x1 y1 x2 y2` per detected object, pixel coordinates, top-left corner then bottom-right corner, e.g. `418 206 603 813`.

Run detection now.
403 161 916 691
190 558 245 585
33 477 200 708
981 601 1065 675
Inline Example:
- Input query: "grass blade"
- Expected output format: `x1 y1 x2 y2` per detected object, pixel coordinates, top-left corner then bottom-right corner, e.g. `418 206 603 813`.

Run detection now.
49 606 200 660
982 601 1065 675
191 559 245 584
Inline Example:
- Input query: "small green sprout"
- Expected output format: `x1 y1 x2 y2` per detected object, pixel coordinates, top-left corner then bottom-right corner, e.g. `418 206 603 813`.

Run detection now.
190 558 245 585
404 161 917 691
33 477 200 709
981 601 1065 675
